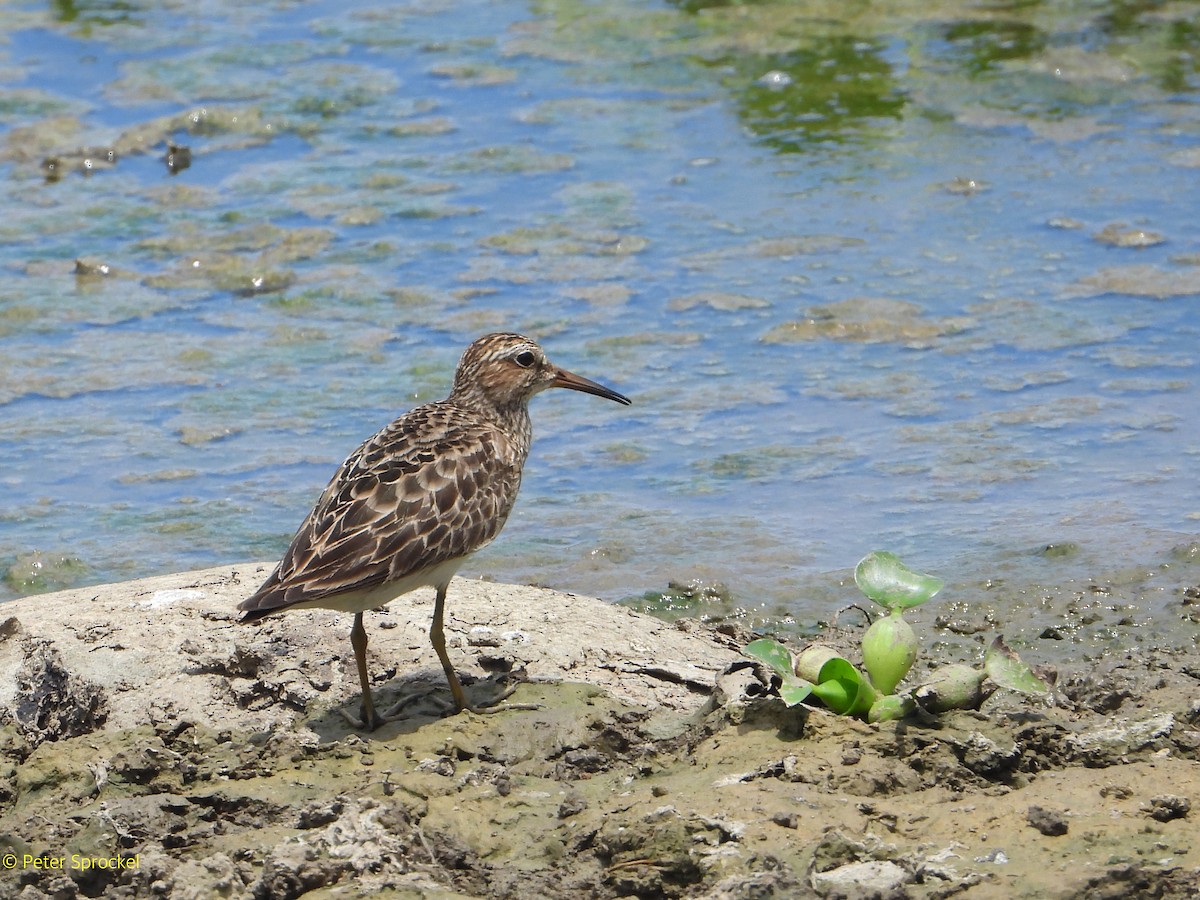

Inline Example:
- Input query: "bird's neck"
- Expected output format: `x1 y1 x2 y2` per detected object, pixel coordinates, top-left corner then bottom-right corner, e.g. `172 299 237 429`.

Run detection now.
494 403 532 457
447 390 533 458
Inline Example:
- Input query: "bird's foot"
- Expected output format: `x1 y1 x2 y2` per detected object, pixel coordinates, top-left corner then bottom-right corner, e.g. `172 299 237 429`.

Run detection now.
379 691 446 720
370 674 542 722
338 703 386 732
457 675 541 715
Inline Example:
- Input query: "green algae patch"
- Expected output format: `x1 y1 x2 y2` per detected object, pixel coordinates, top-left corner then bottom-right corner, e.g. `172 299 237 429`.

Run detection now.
697 437 860 483
15 726 182 811
444 145 575 175
1068 264 1200 299
681 235 865 271
428 62 518 87
387 116 458 137
4 552 90 596
763 297 973 346
480 224 647 257
667 291 769 311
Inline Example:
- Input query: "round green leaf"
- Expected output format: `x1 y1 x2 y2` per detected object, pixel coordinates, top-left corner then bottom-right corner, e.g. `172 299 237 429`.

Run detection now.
854 551 944 611
813 657 878 717
779 679 815 707
744 638 795 680
811 676 854 713
985 636 1049 695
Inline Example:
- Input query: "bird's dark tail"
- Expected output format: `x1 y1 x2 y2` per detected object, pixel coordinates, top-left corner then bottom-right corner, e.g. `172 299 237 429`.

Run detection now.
237 567 287 624
237 606 273 625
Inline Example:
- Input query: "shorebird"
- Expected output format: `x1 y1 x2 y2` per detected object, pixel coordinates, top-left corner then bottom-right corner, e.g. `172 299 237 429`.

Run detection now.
238 333 630 729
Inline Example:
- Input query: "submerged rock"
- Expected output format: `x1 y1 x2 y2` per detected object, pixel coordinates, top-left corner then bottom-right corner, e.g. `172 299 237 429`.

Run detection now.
4 551 90 595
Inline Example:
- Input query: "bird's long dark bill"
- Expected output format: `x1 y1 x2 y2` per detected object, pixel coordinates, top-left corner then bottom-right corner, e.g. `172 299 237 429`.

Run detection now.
552 368 631 405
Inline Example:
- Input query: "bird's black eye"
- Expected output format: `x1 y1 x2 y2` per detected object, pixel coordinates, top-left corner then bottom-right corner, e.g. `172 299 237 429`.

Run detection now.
514 351 537 368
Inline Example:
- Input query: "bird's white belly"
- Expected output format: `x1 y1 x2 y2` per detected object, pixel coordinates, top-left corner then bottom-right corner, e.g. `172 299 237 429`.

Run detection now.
287 557 465 614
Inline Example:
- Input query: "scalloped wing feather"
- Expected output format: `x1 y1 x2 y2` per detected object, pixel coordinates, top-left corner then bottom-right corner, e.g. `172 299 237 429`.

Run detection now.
239 404 523 617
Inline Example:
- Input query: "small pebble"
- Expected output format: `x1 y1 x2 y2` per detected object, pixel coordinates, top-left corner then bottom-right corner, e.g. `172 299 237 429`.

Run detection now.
557 793 588 819
1146 795 1190 822
1027 805 1069 836
771 811 799 829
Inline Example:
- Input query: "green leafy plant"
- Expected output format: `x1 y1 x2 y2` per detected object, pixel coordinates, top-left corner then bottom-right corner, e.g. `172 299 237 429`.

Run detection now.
745 551 1049 723
857 551 939 698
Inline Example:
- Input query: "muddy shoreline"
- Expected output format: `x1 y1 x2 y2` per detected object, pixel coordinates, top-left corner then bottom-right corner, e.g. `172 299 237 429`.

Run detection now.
1 564 1197 899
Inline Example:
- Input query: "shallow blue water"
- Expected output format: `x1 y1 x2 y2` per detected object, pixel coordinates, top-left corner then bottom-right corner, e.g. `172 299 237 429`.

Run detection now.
2 0 1200 642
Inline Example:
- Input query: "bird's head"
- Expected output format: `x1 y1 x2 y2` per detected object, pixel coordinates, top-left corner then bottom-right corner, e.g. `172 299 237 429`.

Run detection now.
450 332 631 413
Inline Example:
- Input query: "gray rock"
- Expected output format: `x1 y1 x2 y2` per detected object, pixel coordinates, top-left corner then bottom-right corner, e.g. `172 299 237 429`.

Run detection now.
810 859 911 896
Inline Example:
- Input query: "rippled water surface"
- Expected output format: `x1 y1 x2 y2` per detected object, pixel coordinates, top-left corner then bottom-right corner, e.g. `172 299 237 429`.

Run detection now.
2 0 1200 650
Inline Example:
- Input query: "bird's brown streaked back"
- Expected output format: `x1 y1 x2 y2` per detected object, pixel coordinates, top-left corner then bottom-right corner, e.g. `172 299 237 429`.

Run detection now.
238 405 524 620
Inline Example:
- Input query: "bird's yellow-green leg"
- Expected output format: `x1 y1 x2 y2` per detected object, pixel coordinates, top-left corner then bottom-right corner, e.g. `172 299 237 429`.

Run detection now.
430 583 534 714
350 612 385 731
430 583 470 712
